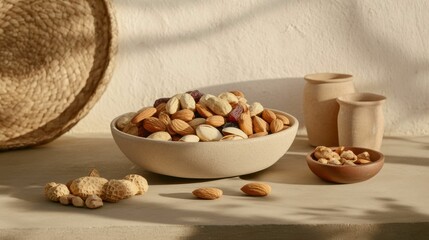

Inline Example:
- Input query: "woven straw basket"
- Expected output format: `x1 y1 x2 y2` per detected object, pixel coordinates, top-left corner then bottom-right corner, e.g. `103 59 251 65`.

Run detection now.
0 0 117 150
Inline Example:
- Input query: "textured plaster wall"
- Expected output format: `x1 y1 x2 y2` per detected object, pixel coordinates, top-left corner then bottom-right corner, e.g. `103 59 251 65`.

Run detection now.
71 0 429 136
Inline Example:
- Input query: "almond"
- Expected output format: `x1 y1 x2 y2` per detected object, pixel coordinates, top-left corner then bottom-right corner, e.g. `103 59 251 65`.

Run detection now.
252 115 268 133
131 107 157 124
261 109 276 124
192 187 223 200
172 109 194 122
195 103 214 118
143 117 166 132
158 112 171 126
170 119 195 136
238 112 253 136
270 119 284 133
155 102 167 116
249 132 268 138
276 114 290 126
241 182 271 197
206 115 225 127
166 123 178 136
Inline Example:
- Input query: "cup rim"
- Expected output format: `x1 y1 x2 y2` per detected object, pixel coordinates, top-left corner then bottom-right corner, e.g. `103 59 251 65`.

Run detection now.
336 92 386 106
304 73 353 84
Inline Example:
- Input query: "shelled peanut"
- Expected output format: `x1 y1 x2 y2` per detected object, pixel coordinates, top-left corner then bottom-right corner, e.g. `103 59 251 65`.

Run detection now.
44 169 149 209
117 90 291 142
313 146 372 166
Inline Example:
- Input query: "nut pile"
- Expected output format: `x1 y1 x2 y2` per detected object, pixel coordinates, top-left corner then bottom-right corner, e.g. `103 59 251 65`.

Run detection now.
192 182 272 200
313 146 372 166
44 169 148 209
116 90 291 142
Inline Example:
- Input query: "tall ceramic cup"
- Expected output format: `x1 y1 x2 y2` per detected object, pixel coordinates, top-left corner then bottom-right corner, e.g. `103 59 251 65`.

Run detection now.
303 73 355 146
337 92 386 150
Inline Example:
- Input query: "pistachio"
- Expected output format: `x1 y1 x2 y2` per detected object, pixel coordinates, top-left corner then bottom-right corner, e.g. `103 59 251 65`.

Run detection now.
207 97 232 116
218 92 239 104
179 93 196 111
179 134 200 142
249 102 264 117
147 131 172 141
188 118 207 129
222 127 248 139
166 97 180 115
196 124 223 141
220 135 244 141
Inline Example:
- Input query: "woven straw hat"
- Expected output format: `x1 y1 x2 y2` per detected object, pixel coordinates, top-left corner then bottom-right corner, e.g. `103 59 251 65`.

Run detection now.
0 0 117 150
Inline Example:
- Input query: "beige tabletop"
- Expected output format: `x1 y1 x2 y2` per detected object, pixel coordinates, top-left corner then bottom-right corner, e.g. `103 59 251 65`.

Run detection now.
0 133 428 239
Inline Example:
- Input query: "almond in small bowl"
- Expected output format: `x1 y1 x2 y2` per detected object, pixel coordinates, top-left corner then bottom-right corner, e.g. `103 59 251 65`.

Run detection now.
305 146 384 184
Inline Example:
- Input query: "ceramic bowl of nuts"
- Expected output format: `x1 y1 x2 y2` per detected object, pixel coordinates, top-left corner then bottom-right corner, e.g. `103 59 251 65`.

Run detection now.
111 90 299 179
306 146 384 184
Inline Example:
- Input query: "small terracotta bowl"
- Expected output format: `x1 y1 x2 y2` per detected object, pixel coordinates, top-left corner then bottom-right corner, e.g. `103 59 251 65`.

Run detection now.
306 147 384 184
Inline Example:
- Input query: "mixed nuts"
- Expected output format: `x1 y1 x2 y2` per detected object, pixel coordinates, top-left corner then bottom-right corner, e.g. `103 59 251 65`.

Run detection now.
116 90 291 142
313 146 373 166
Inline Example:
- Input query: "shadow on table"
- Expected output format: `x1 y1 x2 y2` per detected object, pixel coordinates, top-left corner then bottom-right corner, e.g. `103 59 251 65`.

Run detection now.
5 187 429 240
2 135 429 239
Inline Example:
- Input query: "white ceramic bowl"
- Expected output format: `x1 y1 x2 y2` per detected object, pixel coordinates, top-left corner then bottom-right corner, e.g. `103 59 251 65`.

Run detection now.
111 109 298 179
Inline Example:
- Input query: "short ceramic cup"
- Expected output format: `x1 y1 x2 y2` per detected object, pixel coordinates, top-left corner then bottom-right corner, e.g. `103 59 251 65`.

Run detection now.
337 92 386 150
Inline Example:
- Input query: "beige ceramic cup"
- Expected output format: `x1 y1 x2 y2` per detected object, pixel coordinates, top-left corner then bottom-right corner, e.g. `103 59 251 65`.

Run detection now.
303 73 355 146
337 92 386 150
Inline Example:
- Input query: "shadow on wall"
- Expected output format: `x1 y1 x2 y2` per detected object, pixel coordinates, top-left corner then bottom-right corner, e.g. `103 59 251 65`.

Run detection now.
343 2 429 132
115 0 291 50
197 77 306 133
113 0 429 135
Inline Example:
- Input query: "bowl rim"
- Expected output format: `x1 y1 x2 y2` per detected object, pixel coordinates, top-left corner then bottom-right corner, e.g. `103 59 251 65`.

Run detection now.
306 146 384 168
111 108 299 145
